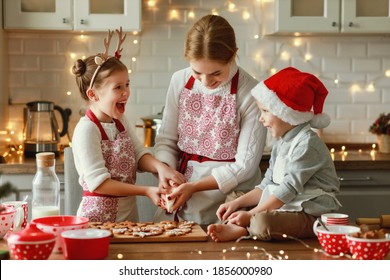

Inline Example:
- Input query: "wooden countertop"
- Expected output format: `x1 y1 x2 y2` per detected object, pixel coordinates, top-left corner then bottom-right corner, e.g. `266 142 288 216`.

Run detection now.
3 234 387 260
1 143 389 174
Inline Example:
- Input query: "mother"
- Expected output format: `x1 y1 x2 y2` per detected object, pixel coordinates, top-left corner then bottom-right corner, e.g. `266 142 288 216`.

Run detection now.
154 15 267 224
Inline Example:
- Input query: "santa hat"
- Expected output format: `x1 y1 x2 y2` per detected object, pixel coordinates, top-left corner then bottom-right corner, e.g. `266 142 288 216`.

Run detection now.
251 67 331 129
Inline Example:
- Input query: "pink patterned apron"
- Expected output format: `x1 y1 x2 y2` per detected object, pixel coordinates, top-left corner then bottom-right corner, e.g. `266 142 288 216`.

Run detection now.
79 109 137 222
155 71 240 224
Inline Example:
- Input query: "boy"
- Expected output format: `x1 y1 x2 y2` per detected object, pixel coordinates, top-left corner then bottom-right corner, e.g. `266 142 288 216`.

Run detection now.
207 67 341 242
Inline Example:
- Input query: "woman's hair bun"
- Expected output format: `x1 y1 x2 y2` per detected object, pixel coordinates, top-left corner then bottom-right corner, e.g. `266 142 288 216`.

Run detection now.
72 59 87 77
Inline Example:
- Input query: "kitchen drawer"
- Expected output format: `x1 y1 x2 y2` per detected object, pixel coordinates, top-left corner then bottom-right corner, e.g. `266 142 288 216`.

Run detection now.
336 169 390 223
337 170 390 187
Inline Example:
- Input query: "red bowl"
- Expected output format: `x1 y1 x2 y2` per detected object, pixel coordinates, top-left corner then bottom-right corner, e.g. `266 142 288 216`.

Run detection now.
315 225 360 255
31 215 89 253
61 228 111 260
346 234 390 260
7 223 56 260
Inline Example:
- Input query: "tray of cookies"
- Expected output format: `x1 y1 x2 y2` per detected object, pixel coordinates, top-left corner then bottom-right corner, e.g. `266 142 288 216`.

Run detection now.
88 220 208 243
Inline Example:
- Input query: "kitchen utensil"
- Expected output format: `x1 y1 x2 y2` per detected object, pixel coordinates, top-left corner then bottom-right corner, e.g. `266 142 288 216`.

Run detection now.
61 228 111 260
1 201 28 231
23 101 71 157
0 205 16 239
31 215 89 253
313 225 360 255
346 234 390 260
136 107 163 147
356 215 390 228
6 223 56 260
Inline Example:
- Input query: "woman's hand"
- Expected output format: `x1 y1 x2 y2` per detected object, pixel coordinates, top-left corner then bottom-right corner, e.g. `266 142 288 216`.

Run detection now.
156 163 186 191
227 211 252 228
165 182 195 211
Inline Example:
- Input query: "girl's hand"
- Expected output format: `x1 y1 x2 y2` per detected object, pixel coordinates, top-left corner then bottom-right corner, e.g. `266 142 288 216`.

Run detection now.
216 200 239 222
145 187 163 207
227 211 252 228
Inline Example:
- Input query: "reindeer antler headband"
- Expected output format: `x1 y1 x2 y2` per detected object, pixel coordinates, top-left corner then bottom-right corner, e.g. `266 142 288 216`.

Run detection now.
89 27 127 89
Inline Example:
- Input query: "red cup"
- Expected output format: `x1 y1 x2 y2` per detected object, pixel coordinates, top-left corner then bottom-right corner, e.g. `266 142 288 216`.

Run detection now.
2 201 28 231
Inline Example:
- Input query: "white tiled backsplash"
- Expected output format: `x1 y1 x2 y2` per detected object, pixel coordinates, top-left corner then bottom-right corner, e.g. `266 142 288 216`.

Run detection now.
2 0 390 146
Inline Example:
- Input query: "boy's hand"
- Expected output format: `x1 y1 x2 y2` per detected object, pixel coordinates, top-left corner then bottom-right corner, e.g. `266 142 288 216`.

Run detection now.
227 211 251 227
216 201 238 222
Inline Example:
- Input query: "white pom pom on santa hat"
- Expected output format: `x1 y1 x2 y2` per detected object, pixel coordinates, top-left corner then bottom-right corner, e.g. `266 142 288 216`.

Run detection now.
251 67 331 129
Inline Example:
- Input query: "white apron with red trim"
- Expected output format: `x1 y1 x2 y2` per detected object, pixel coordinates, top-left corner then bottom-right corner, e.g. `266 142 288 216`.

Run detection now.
77 110 138 222
154 72 242 224
258 125 340 212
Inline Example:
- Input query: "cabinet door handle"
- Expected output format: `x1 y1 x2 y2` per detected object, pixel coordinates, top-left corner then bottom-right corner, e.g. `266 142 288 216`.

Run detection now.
338 176 372 181
80 19 85 25
348 22 354 27
62 18 69 24
332 21 337 27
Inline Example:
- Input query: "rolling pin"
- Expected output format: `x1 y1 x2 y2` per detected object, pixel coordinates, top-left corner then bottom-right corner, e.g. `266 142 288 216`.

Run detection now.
356 215 390 228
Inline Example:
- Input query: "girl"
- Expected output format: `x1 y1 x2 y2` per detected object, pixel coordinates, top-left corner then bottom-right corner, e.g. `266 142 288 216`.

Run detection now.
72 28 185 223
154 15 267 224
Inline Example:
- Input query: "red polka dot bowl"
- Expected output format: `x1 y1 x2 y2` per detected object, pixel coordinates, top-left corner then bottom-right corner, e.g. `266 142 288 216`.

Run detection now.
31 215 89 254
314 225 360 255
0 205 16 239
6 223 56 260
346 234 390 260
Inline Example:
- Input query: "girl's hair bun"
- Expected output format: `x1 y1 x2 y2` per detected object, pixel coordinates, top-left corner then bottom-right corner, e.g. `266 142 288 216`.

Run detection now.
72 59 87 77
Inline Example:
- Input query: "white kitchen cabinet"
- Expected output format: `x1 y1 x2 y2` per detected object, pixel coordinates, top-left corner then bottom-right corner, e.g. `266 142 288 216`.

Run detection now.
263 0 390 34
3 0 141 31
336 170 390 223
0 173 65 222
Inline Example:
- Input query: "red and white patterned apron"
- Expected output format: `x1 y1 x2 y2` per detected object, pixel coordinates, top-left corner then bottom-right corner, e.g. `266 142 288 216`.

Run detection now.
154 71 240 224
78 109 138 222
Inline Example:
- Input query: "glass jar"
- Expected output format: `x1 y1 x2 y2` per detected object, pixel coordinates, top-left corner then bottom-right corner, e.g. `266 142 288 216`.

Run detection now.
31 152 60 219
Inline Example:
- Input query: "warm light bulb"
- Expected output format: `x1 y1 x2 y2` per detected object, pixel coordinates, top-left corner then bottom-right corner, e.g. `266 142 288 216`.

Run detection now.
169 9 180 21
66 91 71 96
82 55 86 59
270 68 277 75
133 31 139 35
242 10 250 20
133 39 138 44
254 34 259 39
228 2 236 12
304 53 312 61
385 69 390 77
128 69 132 74
366 83 375 92
334 79 339 84
132 57 137 62
147 0 156 8
293 39 302 47
281 51 290 60
211 9 219 15
188 11 195 19
70 53 76 59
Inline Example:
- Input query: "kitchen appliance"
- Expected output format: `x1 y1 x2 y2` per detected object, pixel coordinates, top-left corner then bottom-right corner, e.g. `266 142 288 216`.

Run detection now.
23 101 70 157
136 107 164 147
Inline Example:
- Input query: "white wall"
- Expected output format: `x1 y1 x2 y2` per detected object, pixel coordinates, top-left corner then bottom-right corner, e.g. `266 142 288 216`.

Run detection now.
2 0 390 146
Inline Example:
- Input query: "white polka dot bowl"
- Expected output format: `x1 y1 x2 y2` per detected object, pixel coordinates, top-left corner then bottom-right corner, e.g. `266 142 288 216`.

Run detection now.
31 215 89 254
0 205 16 239
6 223 56 260
314 225 360 255
346 234 390 260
